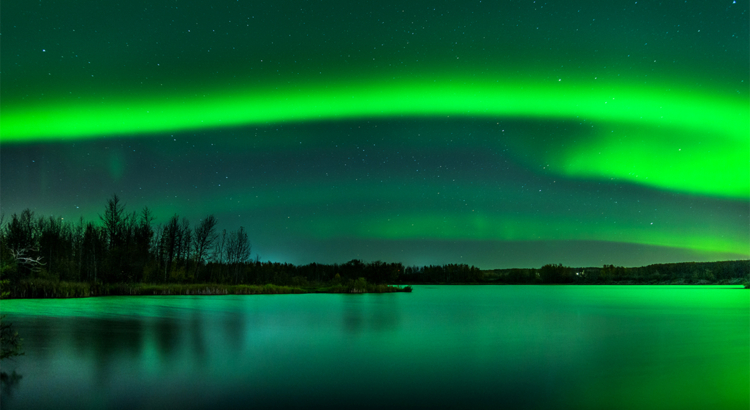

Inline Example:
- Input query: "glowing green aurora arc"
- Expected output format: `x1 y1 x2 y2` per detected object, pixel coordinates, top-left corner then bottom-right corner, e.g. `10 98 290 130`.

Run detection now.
2 77 747 200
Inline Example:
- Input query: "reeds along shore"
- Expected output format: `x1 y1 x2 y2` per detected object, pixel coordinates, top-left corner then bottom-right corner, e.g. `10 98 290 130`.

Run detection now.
3 279 413 299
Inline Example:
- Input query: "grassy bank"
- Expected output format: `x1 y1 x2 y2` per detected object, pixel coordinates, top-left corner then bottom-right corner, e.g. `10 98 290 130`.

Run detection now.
4 279 412 299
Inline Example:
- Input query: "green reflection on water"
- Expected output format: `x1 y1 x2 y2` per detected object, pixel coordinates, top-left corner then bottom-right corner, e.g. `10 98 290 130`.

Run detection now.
1 286 747 410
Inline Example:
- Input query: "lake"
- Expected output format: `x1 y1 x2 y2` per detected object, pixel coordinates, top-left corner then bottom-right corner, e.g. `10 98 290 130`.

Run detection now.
1 286 748 409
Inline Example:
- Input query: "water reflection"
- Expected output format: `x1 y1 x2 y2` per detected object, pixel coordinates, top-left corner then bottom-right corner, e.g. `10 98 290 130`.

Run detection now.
153 316 180 361
221 310 246 352
0 288 746 410
0 371 22 398
188 309 207 365
341 294 402 335
342 296 365 333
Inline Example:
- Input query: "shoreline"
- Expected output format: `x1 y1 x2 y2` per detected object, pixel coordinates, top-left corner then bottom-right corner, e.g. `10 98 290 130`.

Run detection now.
3 281 413 299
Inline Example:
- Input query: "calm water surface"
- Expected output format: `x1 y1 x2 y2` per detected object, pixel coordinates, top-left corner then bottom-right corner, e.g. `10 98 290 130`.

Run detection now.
1 286 748 409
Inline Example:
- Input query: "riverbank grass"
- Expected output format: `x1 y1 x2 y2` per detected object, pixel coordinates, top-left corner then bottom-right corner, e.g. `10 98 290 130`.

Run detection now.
5 279 412 298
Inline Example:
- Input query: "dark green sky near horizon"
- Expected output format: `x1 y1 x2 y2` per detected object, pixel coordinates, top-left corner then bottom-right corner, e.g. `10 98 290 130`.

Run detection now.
1 0 748 268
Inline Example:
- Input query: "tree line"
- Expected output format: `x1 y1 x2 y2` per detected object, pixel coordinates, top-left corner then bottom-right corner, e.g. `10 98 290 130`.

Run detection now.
1 195 250 285
485 260 749 285
0 195 482 288
1 194 746 289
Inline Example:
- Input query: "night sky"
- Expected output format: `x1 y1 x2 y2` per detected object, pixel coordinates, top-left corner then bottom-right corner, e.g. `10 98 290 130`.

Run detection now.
1 1 748 268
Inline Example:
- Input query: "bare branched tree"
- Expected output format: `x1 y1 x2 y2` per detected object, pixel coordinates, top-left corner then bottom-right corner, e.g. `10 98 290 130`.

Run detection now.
161 215 180 282
9 248 45 273
226 227 251 283
192 215 219 280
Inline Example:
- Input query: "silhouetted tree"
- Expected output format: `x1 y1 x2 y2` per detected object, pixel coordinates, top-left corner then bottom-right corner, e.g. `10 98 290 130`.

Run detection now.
134 207 155 280
192 215 218 281
226 227 251 283
160 215 180 282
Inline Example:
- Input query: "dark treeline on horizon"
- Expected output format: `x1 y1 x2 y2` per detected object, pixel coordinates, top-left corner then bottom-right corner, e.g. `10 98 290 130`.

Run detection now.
0 195 748 294
0 195 482 289
484 261 749 285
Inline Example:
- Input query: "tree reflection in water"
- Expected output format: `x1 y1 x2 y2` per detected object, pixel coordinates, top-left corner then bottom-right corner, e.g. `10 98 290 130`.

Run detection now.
1 370 22 398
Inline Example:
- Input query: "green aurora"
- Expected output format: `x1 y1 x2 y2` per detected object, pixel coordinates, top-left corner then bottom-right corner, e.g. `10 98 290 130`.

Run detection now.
1 0 747 267
4 77 748 198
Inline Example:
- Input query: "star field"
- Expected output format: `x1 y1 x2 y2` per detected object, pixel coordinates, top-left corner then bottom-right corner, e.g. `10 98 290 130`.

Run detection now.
1 0 748 268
